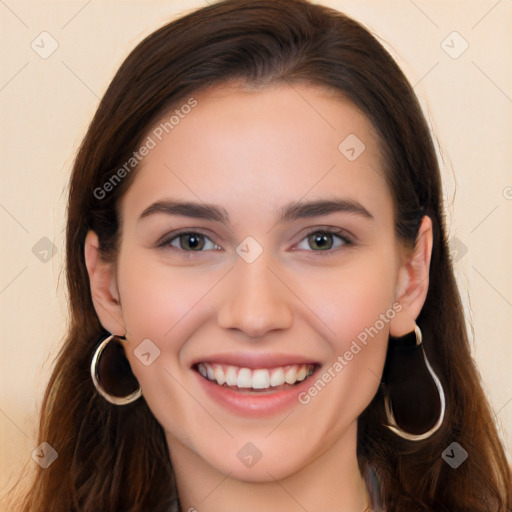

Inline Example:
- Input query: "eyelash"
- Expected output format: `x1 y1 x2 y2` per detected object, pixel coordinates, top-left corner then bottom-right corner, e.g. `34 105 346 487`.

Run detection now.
157 228 354 256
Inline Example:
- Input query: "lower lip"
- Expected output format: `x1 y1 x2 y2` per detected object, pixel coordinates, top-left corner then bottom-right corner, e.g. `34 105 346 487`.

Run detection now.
194 369 319 417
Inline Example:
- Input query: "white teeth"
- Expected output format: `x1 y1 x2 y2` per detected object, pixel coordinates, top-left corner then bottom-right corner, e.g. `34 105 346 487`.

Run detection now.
198 363 207 378
196 362 315 390
214 365 226 385
225 365 237 386
284 366 297 384
237 368 252 388
296 365 307 382
252 369 270 389
270 367 285 386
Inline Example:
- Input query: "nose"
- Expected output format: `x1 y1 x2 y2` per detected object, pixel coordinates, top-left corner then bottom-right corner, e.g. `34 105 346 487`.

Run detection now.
217 256 294 339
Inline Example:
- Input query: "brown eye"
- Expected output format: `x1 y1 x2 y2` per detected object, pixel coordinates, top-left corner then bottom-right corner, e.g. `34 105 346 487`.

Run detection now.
295 229 352 252
308 232 334 250
159 232 220 252
179 233 205 251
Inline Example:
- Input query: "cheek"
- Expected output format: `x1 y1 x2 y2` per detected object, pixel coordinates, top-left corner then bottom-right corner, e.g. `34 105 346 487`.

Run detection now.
296 249 396 410
114 253 225 405
301 248 397 344
116 252 223 341
114 255 219 439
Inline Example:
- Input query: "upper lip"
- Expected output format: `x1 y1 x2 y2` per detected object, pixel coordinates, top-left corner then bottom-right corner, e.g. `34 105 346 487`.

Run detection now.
190 352 320 370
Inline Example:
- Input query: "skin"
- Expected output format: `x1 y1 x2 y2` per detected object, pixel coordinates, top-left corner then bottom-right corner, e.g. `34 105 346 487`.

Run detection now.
85 82 432 512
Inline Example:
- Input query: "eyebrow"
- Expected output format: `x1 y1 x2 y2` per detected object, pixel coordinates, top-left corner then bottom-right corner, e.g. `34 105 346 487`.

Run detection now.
137 198 374 224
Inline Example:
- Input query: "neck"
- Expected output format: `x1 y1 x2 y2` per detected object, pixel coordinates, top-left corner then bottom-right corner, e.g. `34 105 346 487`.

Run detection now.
167 422 370 512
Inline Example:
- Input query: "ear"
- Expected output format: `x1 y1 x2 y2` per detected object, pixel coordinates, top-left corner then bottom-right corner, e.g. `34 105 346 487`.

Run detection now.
389 215 433 337
84 230 126 336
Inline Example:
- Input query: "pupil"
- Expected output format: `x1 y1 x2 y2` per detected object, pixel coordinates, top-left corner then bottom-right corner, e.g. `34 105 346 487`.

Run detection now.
184 234 203 250
311 232 332 250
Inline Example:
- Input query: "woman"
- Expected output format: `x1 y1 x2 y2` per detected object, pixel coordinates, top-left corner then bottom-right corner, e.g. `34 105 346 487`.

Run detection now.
13 0 511 510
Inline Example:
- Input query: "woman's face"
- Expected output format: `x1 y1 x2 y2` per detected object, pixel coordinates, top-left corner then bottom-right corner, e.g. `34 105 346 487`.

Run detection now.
108 83 406 480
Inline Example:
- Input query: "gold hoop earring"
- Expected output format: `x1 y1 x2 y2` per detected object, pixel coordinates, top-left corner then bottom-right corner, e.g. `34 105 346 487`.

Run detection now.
382 324 446 442
90 334 142 405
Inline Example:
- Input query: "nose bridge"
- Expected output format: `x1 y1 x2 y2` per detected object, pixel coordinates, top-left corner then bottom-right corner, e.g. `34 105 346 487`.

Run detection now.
217 252 294 338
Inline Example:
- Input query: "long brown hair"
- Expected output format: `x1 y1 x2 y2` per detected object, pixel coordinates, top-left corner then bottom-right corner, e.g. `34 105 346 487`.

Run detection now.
10 0 511 510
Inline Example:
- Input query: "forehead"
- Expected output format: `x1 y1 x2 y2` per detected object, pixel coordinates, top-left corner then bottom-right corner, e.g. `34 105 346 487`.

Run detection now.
120 82 392 228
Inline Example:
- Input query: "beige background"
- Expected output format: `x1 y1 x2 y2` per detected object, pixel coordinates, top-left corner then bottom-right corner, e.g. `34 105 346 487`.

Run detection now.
1 0 511 500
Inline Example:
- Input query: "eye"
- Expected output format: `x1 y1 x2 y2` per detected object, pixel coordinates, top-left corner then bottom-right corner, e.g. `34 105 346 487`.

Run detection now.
158 231 220 252
296 229 352 252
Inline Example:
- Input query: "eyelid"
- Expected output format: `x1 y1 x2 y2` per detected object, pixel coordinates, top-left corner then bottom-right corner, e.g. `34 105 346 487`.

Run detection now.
156 229 219 250
157 226 355 254
293 226 354 252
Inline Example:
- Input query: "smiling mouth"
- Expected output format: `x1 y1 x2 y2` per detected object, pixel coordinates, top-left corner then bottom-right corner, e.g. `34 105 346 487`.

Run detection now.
193 362 318 393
